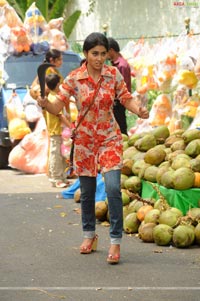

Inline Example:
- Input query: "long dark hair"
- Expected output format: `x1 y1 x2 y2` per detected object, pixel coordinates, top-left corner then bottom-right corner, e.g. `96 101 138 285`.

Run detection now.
44 49 62 63
83 32 109 52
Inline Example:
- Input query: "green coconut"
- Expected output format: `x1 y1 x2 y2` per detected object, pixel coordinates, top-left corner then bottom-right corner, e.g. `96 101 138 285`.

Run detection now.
172 225 195 248
153 224 173 246
165 150 185 163
134 134 157 152
143 165 159 183
194 223 200 245
95 201 108 221
152 125 170 144
124 176 142 193
132 159 151 176
160 170 175 188
156 166 170 184
132 151 146 162
128 133 144 146
121 190 131 206
74 188 81 203
159 161 171 168
138 222 156 243
170 139 186 151
128 200 143 213
182 128 200 143
144 209 160 224
159 209 179 228
173 167 195 190
185 139 200 158
123 205 130 220
154 198 170 211
171 155 191 170
123 141 129 151
120 174 129 189
186 208 200 221
165 135 184 148
163 147 172 157
123 146 138 160
123 212 141 234
121 159 134 176
144 146 166 166
169 207 183 218
122 133 129 142
190 158 200 172
174 129 185 136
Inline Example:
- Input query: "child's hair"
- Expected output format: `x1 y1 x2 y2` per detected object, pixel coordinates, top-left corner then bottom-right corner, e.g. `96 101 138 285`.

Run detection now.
45 73 61 91
44 49 62 63
83 32 109 52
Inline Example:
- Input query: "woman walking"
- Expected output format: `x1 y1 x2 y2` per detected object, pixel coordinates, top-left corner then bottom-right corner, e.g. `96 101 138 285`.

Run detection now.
37 32 149 264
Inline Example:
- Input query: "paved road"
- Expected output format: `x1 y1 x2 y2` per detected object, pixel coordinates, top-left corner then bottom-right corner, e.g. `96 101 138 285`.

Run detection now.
0 168 200 301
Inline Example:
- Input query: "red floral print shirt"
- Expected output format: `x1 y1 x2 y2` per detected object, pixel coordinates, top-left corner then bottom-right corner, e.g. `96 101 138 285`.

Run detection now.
58 62 133 176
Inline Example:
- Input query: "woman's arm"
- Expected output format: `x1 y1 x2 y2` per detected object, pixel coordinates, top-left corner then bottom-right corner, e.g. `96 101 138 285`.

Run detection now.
124 97 149 119
114 68 149 119
38 95 65 115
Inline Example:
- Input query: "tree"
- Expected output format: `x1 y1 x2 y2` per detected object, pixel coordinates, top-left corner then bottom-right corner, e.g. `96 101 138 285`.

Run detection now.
6 0 81 38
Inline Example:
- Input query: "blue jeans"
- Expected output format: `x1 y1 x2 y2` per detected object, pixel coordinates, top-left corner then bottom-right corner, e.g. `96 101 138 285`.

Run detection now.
79 170 123 244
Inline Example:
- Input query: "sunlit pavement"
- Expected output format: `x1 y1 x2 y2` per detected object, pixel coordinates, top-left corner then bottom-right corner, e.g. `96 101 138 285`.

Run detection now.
0 168 200 301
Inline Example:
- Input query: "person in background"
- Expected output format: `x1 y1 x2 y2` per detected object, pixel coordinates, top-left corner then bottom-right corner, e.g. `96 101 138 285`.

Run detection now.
37 32 149 264
30 49 64 99
44 49 64 79
44 73 71 188
107 37 132 135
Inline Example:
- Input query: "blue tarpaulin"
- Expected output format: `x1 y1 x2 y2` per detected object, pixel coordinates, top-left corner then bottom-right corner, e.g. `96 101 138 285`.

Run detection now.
62 173 107 202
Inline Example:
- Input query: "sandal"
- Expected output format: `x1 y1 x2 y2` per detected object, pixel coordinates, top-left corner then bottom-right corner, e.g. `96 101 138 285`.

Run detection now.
80 234 98 254
54 181 68 188
107 245 120 264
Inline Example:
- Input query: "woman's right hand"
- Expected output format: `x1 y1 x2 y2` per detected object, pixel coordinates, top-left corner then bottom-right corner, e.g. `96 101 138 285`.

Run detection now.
37 96 48 108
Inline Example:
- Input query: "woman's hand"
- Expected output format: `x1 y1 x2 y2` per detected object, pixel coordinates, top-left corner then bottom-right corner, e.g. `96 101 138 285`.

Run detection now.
138 107 149 119
37 96 48 108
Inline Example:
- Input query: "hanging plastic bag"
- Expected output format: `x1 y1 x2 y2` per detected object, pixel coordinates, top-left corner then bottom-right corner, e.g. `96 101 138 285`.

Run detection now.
8 117 49 174
24 2 49 52
8 117 31 140
23 89 43 123
5 90 24 122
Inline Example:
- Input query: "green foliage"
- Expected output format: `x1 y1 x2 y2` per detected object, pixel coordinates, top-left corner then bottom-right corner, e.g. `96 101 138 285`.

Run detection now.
86 0 96 16
71 42 83 54
63 11 81 38
35 1 48 19
49 0 70 21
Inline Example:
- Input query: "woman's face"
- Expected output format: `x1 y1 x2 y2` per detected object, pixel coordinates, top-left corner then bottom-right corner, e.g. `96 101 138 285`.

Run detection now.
51 56 63 68
84 45 107 71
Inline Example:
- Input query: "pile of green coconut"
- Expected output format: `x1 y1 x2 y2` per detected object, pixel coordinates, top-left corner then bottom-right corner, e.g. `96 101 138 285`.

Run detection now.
74 125 200 248
122 125 200 190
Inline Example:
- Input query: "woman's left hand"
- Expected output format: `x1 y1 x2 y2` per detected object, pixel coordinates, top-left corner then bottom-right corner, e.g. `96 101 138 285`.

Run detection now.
138 107 149 119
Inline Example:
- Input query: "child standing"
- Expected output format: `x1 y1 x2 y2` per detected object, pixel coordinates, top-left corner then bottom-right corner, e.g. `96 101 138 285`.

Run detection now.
44 73 71 188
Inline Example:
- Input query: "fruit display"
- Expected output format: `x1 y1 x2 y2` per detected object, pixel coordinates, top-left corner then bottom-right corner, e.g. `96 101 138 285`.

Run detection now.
93 188 200 249
122 125 200 190
72 125 200 249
